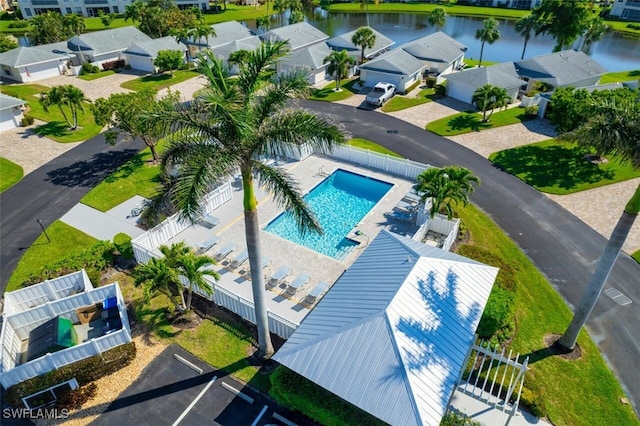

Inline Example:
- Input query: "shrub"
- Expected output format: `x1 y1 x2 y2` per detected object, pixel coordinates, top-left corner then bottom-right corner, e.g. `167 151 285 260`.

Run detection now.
425 77 437 88
113 233 134 259
440 411 481 426
102 59 125 71
456 245 519 291
55 383 97 410
476 285 515 342
435 84 446 97
7 21 29 28
80 63 100 75
4 343 136 407
627 23 640 30
21 115 35 126
524 105 538 117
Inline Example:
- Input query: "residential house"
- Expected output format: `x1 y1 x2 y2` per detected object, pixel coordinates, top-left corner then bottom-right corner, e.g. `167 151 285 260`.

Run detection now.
274 230 498 426
400 31 467 77
259 21 329 52
358 48 425 93
279 43 333 85
0 270 132 389
443 62 526 105
211 36 262 73
0 94 26 132
610 0 640 21
326 26 395 63
67 26 151 69
0 42 74 83
535 81 625 117
183 21 256 59
123 36 187 73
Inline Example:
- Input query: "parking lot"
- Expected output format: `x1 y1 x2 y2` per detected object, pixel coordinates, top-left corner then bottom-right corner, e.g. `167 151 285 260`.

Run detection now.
90 345 300 426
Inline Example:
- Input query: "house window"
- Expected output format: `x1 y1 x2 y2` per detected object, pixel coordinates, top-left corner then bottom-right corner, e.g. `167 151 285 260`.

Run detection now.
24 8 33 16
112 5 119 12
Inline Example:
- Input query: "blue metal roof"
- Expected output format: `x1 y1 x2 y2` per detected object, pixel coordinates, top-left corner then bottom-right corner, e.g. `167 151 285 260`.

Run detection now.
274 230 498 426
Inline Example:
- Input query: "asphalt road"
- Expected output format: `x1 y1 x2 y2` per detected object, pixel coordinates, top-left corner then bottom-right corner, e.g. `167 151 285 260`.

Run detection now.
1 101 638 416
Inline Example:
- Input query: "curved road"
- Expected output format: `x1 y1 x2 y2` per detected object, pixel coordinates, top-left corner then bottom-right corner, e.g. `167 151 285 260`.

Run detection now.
1 101 638 415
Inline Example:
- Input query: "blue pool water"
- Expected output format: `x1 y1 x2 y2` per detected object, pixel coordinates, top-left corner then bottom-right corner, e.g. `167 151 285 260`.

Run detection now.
265 169 393 259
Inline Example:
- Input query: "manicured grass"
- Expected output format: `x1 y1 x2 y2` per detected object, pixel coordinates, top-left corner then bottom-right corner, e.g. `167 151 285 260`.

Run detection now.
120 70 201 92
78 70 116 81
348 138 402 158
0 157 23 192
426 106 535 136
382 87 437 112
600 69 640 84
81 145 163 211
309 78 360 102
456 203 639 426
489 139 640 195
633 250 640 264
464 58 498 68
5 221 97 292
327 2 529 18
0 84 102 143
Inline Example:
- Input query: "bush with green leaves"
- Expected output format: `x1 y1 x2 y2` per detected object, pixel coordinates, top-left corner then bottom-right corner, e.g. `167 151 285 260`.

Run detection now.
425 76 437 88
440 411 481 426
435 84 446 97
524 105 538 117
80 63 100 75
21 115 35 126
113 232 134 259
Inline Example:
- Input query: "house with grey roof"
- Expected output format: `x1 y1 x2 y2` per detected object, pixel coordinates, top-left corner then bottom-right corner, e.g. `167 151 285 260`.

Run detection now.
279 43 333 84
326 26 395 63
0 93 26 132
211 36 262 73
274 230 498 426
0 42 74 83
122 36 187 73
400 31 467 76
358 48 425 93
514 49 607 93
443 62 526 105
67 26 151 68
260 22 329 52
182 21 256 59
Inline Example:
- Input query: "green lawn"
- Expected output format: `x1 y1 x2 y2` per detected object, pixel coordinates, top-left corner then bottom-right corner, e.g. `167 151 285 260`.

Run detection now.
489 139 640 195
633 250 640 264
309 78 360 102
5 221 97 292
463 58 498 68
327 2 529 18
0 157 23 192
120 70 201 92
81 145 163 211
78 70 116 81
426 106 535 136
348 138 402 157
599 69 640 84
382 87 437 112
0 84 102 143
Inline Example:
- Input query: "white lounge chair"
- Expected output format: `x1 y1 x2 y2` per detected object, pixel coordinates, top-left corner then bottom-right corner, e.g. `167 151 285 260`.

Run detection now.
286 273 309 296
245 257 271 277
267 265 291 288
391 209 416 223
215 242 236 261
199 214 220 229
197 235 220 253
304 281 328 305
230 250 249 269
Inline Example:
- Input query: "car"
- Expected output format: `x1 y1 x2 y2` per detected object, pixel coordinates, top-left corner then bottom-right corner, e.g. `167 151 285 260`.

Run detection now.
365 82 396 107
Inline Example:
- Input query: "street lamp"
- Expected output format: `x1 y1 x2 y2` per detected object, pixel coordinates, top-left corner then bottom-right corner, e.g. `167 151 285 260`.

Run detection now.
37 219 50 243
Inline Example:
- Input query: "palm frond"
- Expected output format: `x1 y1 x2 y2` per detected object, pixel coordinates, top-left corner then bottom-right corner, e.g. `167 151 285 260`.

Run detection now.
236 41 290 96
253 69 312 123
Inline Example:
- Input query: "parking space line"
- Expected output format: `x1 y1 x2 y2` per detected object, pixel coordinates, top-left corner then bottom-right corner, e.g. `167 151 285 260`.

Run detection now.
220 381 254 404
173 353 203 374
273 412 298 426
250 405 268 426
171 375 217 426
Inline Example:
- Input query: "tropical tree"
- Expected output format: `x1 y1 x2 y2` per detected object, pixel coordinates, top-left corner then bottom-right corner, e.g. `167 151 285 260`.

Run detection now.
324 49 355 91
359 0 379 27
581 17 608 51
515 14 537 60
63 13 86 39
0 34 18 53
155 49 183 74
414 166 480 219
227 49 251 72
475 18 500 68
256 16 271 33
472 84 510 122
273 0 287 26
133 257 183 310
351 26 376 65
98 11 114 29
557 97 640 351
428 7 447 32
289 10 304 25
179 251 218 311
39 85 87 130
91 87 180 163
190 23 216 52
28 12 70 45
143 41 348 359
531 0 592 52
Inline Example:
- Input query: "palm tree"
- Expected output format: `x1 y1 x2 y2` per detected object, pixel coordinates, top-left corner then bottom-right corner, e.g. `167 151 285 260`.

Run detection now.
351 26 376 65
414 166 480 219
227 49 250 73
40 85 87 130
133 257 183 310
179 252 219 311
63 14 86 63
324 50 355 92
190 23 216 53
472 84 509 123
359 0 378 27
256 16 271 33
475 18 500 67
428 7 447 32
144 41 348 359
557 98 640 351
515 14 536 60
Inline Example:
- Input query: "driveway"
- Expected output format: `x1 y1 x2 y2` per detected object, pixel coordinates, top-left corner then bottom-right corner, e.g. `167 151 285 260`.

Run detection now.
36 70 145 101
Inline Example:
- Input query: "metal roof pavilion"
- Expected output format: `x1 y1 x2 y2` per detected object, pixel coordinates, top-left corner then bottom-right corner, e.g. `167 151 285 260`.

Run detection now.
274 230 498 426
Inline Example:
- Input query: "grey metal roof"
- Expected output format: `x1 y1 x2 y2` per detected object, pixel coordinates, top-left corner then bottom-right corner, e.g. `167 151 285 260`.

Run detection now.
358 48 425 76
326 27 395 58
274 230 498 426
122 36 185 58
443 62 525 88
68 26 151 56
0 93 25 111
211 36 262 61
514 49 607 87
260 22 329 51
192 21 256 48
400 31 467 64
0 41 72 67
280 42 331 70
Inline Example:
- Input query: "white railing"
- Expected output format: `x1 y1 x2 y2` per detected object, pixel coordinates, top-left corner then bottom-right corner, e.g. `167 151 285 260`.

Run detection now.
325 145 432 180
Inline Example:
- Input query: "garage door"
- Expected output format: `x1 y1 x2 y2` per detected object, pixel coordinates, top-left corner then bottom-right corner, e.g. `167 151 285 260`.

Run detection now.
361 70 401 90
446 80 474 105
127 55 155 73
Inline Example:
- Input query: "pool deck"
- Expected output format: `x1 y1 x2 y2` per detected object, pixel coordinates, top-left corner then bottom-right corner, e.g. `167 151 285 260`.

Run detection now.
165 154 419 325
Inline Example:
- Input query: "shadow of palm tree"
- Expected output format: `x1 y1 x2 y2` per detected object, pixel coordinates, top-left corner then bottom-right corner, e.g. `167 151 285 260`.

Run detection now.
46 149 141 188
447 114 486 132
33 121 70 138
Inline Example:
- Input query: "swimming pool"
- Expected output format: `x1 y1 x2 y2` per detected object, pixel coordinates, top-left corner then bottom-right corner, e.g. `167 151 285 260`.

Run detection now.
264 169 393 259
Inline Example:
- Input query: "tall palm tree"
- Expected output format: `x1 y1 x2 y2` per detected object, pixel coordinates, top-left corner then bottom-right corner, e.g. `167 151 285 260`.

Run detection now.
40 85 87 130
63 14 86 63
471 84 509 123
190 23 216 52
145 41 348 359
414 166 480 219
324 49 355 92
179 252 219 311
351 26 376 65
557 98 640 351
428 7 447 32
359 0 378 27
475 18 500 67
515 14 536 60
